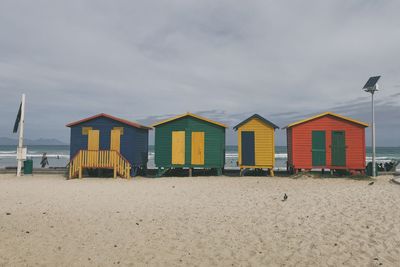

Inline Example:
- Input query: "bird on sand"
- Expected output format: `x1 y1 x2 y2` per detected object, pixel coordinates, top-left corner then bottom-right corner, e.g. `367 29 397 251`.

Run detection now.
282 193 288 201
368 182 374 186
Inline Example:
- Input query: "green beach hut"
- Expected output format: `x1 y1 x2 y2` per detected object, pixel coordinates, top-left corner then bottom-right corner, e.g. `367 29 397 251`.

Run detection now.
152 113 227 176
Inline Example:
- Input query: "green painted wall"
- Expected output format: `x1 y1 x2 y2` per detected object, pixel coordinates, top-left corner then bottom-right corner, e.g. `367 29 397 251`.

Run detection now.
154 116 225 168
331 131 346 166
312 130 326 166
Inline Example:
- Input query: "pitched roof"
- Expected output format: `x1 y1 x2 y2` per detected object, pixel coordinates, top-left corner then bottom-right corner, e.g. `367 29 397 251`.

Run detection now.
283 112 369 129
233 114 279 130
66 113 152 130
151 112 228 128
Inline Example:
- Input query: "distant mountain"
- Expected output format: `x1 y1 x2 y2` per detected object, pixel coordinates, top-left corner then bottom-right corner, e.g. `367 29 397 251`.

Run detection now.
0 137 68 146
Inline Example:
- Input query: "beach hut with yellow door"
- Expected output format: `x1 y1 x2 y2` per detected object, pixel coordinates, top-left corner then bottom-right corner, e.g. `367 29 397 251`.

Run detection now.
152 113 227 176
234 114 279 176
66 113 151 178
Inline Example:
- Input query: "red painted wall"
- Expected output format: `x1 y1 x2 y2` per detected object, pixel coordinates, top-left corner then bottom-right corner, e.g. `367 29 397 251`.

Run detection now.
287 115 366 170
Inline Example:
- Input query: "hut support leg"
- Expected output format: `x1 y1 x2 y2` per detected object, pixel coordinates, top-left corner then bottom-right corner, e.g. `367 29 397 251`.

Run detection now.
240 169 243 177
270 169 274 177
113 167 117 179
321 169 325 175
189 168 193 177
157 167 169 177
143 166 147 176
79 167 82 179
217 168 222 176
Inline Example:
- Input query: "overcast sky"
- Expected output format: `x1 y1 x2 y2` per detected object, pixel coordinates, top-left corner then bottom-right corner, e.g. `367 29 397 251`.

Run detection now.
0 0 399 145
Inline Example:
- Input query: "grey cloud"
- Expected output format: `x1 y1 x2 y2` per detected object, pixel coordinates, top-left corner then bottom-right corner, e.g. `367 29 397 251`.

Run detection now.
389 92 400 97
270 111 298 117
0 0 399 146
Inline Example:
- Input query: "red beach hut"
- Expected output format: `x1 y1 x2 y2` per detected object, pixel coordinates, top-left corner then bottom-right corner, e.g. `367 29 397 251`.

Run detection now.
284 112 368 174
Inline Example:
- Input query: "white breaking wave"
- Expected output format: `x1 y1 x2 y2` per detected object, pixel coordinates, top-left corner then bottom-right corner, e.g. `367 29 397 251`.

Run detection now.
366 157 397 161
0 150 398 165
27 154 69 159
0 151 17 154
0 153 69 159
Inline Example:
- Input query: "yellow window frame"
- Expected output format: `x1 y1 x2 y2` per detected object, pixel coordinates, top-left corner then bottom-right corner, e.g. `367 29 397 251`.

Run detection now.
113 127 124 135
82 127 93 135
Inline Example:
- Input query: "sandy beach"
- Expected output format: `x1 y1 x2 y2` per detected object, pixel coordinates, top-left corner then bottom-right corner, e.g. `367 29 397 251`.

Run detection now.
1 174 399 266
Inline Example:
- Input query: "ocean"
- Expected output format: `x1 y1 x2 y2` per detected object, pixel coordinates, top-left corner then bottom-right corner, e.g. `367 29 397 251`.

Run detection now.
0 145 399 171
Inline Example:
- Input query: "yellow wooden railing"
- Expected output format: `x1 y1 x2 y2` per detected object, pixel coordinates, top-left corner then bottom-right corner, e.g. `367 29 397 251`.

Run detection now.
69 150 131 179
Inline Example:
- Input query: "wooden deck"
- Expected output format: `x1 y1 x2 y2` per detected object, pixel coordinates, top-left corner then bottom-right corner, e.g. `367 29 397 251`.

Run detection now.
69 150 131 179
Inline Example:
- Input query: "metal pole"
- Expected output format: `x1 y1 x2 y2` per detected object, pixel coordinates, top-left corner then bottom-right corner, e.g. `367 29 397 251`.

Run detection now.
16 94 25 177
371 91 376 177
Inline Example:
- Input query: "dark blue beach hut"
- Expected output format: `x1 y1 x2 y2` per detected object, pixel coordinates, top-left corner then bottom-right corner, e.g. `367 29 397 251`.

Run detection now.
66 113 151 179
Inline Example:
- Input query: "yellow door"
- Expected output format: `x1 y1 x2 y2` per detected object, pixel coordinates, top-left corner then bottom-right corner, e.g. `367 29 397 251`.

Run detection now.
88 130 99 150
110 129 121 152
172 131 185 165
191 132 204 165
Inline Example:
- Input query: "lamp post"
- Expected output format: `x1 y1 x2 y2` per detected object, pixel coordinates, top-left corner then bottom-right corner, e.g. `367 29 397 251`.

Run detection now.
363 76 381 177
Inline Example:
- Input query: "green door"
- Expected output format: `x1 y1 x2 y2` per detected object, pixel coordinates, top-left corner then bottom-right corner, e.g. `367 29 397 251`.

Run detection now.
312 131 326 166
331 131 346 166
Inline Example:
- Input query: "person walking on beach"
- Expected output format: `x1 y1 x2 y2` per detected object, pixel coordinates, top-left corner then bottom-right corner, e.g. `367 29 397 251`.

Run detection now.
40 153 49 168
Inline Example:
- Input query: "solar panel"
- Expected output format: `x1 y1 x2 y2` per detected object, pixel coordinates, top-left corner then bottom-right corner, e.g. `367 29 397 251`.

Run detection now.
363 76 381 89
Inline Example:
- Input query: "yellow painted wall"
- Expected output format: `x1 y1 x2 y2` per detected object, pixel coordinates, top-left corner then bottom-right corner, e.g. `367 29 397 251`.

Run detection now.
191 132 205 165
110 129 121 152
237 118 275 168
88 130 100 150
172 131 185 164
